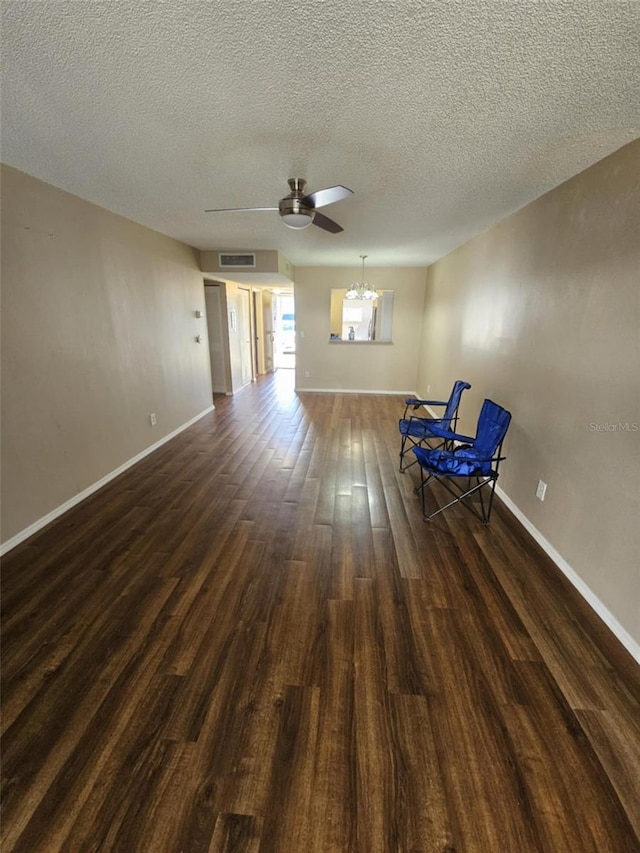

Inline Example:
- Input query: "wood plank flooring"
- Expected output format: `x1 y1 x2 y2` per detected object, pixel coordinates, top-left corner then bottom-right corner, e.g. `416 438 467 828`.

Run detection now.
2 369 639 852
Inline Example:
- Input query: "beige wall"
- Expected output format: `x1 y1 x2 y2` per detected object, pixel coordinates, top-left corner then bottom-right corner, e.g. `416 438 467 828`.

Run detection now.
417 141 640 643
294 266 427 392
1 165 213 545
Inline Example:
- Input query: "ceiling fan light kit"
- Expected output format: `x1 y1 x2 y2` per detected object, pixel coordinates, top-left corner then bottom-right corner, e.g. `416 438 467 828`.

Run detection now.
280 213 313 229
206 177 353 234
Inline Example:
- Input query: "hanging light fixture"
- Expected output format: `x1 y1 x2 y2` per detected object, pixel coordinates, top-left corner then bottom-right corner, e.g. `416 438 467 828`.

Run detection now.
345 254 379 300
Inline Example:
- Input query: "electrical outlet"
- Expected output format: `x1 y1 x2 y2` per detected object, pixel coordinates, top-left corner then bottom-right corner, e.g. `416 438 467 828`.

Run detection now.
304 370 310 378
149 413 157 426
536 480 547 501
427 384 431 393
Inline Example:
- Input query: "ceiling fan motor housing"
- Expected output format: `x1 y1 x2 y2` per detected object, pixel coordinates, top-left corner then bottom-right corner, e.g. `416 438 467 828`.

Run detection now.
279 197 315 223
279 179 316 227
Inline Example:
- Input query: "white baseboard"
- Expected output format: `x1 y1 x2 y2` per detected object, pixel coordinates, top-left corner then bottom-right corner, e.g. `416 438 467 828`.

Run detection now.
1 405 215 556
423 399 638 662
296 388 415 395
494 485 640 664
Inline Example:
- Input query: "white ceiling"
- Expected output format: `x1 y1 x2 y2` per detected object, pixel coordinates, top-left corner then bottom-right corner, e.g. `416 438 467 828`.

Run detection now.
2 0 639 268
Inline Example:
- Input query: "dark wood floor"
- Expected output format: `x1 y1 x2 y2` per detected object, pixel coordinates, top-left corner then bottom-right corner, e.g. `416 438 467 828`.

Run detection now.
2 370 639 852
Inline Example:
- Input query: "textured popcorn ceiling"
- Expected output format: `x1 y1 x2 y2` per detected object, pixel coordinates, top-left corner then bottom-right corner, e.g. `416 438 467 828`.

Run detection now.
2 0 639 268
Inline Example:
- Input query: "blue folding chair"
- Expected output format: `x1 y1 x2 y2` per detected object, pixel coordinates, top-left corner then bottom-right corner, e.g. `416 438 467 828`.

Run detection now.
398 380 471 472
412 398 511 524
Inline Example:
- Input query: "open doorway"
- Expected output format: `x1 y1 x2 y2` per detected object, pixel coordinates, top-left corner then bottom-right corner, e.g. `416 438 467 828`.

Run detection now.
273 292 295 370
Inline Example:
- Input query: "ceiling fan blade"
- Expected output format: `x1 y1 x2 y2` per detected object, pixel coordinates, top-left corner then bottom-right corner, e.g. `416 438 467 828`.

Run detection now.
204 206 278 213
312 211 344 234
302 185 353 209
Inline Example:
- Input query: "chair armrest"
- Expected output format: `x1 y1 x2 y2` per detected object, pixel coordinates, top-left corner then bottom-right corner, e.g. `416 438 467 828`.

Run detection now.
403 415 434 426
405 397 448 407
426 422 475 443
404 397 448 417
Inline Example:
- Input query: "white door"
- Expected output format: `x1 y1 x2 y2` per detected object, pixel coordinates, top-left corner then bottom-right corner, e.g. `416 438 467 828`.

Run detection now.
262 291 275 372
238 287 253 386
253 289 265 374
204 284 229 393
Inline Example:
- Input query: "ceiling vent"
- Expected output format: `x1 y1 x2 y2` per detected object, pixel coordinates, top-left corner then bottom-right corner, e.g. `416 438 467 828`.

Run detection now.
218 253 256 268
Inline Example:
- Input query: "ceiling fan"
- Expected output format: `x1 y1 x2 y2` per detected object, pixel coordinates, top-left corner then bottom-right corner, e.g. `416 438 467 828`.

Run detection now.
205 178 353 233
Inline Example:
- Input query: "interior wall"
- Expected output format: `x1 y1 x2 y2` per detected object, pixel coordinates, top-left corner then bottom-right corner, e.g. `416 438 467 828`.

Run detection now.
294 266 427 392
416 140 640 644
1 165 214 545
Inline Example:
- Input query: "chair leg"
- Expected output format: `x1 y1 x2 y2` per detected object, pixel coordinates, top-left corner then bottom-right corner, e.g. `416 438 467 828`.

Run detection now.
399 435 419 472
399 435 408 471
419 465 427 515
484 477 499 524
476 474 500 524
477 477 487 523
422 475 496 524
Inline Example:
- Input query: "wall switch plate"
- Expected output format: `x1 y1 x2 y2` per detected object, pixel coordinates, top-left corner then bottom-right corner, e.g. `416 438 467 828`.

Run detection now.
149 413 157 426
536 480 547 501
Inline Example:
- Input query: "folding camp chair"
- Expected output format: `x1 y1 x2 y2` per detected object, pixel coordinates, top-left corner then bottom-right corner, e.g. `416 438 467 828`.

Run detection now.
398 380 471 472
412 398 511 524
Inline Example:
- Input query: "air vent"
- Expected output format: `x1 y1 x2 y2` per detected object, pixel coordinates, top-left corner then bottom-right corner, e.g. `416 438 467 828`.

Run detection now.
219 253 256 268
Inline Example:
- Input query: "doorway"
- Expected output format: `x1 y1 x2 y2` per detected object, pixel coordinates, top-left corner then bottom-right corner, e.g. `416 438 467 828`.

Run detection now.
273 293 295 370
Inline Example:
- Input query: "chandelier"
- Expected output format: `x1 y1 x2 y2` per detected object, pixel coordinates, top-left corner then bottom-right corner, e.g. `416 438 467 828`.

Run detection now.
345 255 379 300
